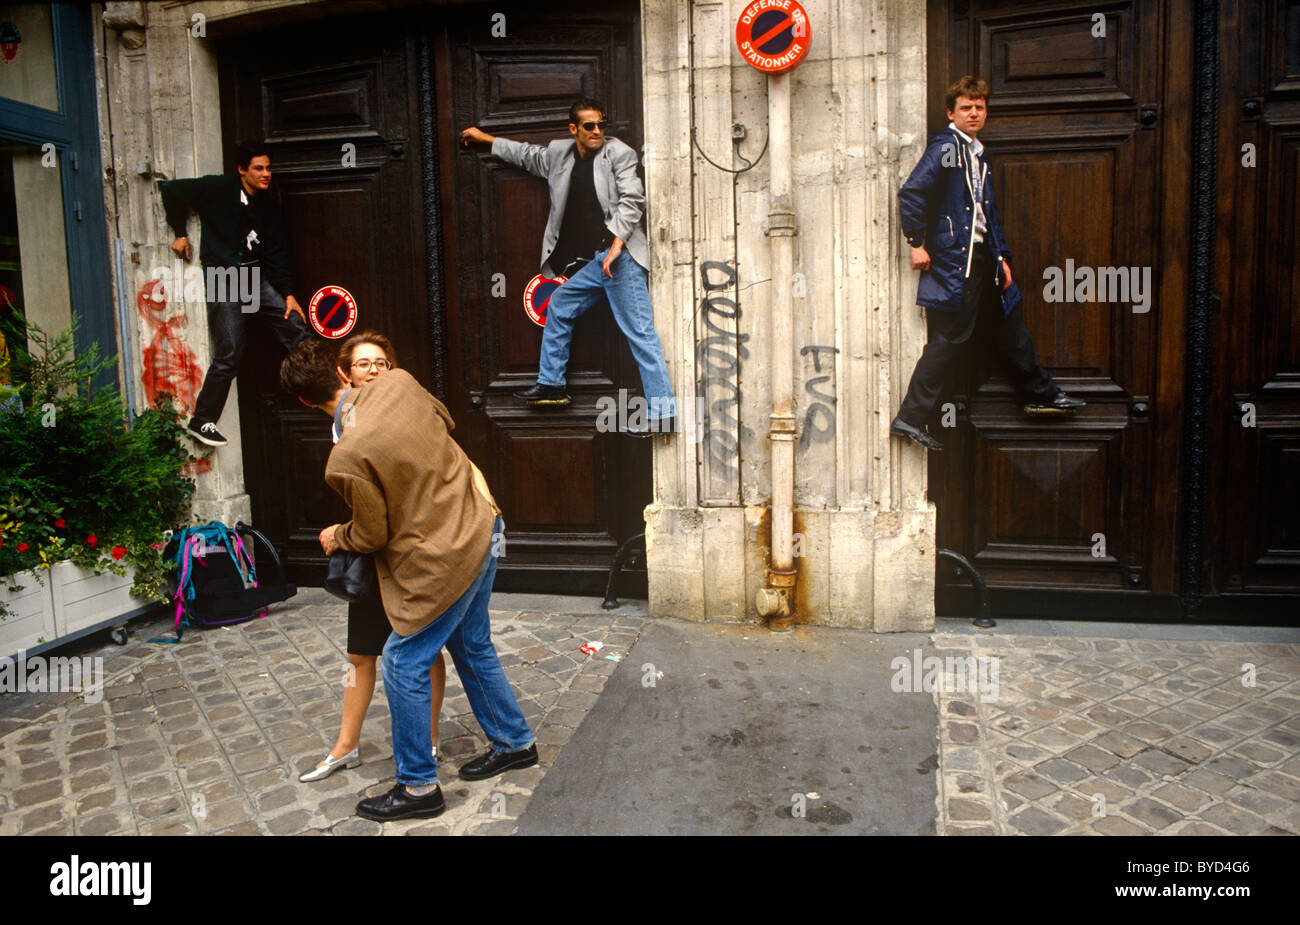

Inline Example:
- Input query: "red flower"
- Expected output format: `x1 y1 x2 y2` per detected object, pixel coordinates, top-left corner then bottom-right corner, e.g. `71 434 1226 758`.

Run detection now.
86 533 98 547
54 518 65 528
17 542 28 553
111 546 126 560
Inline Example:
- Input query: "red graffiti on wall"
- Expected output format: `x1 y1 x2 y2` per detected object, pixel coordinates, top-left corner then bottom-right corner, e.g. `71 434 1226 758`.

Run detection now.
137 279 211 475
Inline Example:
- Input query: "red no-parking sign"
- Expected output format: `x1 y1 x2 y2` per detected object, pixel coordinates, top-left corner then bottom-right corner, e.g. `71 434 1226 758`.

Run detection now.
735 0 811 74
523 274 567 327
308 285 358 339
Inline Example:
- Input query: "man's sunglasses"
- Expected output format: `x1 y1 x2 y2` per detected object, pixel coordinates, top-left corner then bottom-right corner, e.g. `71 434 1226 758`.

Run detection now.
578 120 607 132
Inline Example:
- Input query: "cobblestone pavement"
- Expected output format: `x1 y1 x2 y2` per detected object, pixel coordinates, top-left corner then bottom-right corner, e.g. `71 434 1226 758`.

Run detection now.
0 589 647 836
932 629 1300 835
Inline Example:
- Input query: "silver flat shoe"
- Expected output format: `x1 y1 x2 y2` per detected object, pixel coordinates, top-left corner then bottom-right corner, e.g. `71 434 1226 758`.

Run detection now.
299 747 361 782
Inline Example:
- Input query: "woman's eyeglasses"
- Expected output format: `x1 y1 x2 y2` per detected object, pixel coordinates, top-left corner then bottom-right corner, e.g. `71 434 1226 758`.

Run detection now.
352 358 390 371
580 120 607 132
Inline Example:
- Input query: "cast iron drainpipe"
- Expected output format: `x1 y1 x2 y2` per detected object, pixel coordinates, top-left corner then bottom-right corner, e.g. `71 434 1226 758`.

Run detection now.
754 72 798 631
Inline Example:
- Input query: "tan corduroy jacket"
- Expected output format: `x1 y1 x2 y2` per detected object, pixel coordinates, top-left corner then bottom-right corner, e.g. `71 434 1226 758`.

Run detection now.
325 369 499 637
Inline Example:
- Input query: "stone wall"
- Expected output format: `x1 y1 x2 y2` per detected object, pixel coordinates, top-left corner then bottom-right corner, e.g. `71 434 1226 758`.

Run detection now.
641 0 935 629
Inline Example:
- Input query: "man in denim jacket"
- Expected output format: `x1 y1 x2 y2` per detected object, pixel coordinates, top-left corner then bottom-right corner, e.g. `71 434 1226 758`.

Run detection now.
461 99 675 436
891 77 1083 452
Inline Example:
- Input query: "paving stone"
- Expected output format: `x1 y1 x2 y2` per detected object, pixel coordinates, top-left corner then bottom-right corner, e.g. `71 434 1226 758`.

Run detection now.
231 747 278 774
75 788 120 814
1169 821 1228 835
15 779 63 806
17 760 61 784
946 798 991 821
137 792 187 820
1050 792 1096 822
1035 758 1090 786
1130 748 1190 777
1065 744 1121 772
1243 770 1300 803
1200 802 1269 835
1008 806 1068 835
1181 768 1236 797
142 816 197 836
1125 797 1184 831
331 816 382 835
1233 741 1286 765
1203 754 1256 779
265 809 313 835
1150 782 1211 813
1160 736 1213 764
1226 787 1290 818
254 784 298 813
947 825 996 835
1090 815 1147 835
75 809 132 835
1003 771 1056 800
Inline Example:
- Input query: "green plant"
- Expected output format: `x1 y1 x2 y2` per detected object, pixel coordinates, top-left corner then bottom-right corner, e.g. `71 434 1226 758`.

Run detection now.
0 314 196 619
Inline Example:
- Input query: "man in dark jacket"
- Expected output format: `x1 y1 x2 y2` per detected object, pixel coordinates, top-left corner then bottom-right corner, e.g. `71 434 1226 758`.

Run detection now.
891 76 1083 452
160 143 311 448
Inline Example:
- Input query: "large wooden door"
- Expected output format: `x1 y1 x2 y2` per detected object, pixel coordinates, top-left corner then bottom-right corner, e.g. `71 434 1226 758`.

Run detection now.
439 1 651 594
1206 0 1300 601
220 13 427 582
221 4 651 594
929 0 1192 609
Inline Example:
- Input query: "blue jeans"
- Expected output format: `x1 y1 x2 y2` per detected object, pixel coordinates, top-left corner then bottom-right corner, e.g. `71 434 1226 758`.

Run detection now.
380 518 532 786
540 249 676 419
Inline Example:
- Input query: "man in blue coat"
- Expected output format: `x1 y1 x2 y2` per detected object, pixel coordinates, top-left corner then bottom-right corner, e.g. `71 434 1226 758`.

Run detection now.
891 77 1083 452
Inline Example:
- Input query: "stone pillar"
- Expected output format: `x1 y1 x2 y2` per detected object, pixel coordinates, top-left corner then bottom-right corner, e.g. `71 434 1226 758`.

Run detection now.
97 1 251 527
641 0 935 630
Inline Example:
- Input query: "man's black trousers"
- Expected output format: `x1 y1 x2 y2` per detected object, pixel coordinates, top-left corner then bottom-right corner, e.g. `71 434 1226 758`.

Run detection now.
897 243 1056 428
191 273 311 425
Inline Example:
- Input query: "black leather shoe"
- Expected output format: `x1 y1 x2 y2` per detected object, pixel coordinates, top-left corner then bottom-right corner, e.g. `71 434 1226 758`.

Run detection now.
515 383 571 407
355 783 445 821
890 417 943 452
626 414 676 437
1024 391 1085 416
458 744 538 781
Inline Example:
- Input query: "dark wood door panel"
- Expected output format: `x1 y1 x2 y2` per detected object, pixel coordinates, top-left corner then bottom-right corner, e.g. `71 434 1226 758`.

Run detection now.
977 2 1138 109
1209 1 1300 601
441 2 649 593
221 14 425 582
931 0 1185 602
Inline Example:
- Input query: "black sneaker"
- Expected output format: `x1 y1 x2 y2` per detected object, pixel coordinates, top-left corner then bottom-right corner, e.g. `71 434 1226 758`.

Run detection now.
458 743 538 781
355 783 445 822
187 419 228 447
889 417 943 452
515 383 571 407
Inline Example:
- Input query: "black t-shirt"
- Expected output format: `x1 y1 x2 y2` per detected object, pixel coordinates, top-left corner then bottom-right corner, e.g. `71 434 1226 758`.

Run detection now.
551 149 610 274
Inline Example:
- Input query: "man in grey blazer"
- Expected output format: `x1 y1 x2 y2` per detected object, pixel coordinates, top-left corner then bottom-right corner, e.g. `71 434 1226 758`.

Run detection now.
461 99 675 435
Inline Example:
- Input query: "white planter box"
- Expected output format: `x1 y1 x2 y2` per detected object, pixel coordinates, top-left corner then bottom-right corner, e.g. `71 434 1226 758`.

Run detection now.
49 562 144 639
2 563 151 659
0 569 57 657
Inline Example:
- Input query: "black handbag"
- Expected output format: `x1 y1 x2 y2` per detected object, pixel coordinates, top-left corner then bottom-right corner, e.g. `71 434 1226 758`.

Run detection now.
323 550 379 603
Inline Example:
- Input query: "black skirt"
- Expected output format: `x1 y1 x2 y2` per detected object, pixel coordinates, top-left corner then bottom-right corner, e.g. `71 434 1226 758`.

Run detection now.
347 595 394 656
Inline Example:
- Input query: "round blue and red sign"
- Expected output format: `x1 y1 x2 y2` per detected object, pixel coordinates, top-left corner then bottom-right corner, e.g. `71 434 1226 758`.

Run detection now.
523 274 567 327
308 285 358 339
735 0 811 74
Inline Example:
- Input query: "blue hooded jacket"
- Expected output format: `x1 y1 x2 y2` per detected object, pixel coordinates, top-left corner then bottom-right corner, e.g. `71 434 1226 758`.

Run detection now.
898 127 1023 315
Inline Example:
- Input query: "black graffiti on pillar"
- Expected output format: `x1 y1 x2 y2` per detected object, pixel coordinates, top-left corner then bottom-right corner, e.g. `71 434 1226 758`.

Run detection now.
799 345 839 449
697 260 751 478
